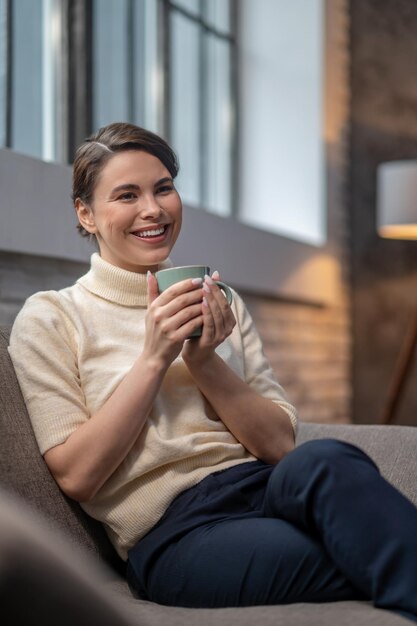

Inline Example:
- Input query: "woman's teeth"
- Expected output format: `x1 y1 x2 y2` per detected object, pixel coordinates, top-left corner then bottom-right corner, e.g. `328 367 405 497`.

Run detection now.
136 226 166 238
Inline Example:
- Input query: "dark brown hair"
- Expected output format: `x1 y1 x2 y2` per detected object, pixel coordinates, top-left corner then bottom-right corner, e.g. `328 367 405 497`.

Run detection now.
72 122 179 238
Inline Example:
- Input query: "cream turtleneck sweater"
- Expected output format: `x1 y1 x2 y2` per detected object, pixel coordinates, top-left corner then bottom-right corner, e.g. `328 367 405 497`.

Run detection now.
9 253 298 559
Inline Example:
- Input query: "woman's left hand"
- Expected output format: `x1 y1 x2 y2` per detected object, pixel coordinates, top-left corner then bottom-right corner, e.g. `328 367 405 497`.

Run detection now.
182 272 236 364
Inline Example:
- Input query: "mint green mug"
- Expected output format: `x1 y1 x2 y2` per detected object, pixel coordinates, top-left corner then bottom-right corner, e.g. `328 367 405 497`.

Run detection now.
155 265 233 337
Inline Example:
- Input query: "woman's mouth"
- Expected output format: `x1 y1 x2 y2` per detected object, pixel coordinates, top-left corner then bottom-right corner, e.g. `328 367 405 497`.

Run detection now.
130 224 170 243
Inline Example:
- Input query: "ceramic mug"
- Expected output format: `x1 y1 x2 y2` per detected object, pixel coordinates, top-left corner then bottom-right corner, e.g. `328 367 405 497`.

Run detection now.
155 265 233 337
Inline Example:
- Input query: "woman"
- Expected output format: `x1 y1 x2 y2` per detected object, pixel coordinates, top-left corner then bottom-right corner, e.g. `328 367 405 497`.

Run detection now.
8 122 417 620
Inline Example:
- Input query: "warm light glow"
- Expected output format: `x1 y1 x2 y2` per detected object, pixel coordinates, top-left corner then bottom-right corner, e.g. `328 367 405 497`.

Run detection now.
377 161 417 240
378 224 417 240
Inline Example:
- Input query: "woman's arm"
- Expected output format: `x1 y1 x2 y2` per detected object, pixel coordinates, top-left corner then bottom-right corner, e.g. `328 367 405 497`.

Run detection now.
184 352 295 464
44 354 166 502
45 275 204 503
182 276 295 464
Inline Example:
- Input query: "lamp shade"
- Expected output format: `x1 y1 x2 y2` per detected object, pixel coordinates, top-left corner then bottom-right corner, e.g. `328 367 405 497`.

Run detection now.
377 160 417 239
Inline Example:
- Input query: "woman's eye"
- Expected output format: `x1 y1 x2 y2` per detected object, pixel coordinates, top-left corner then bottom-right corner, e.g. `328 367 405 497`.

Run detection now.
119 192 136 201
157 185 174 194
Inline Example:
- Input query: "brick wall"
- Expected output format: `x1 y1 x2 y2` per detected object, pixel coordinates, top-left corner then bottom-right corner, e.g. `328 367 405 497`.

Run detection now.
242 293 351 425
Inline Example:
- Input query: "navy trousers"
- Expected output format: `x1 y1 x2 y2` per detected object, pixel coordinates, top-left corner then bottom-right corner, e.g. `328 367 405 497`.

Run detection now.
127 440 417 621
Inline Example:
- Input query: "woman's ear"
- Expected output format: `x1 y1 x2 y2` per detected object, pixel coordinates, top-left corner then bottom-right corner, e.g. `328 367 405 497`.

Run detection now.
75 198 97 234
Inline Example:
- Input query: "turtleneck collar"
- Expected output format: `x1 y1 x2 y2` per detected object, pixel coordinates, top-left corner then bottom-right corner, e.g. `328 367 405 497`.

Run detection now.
77 253 173 307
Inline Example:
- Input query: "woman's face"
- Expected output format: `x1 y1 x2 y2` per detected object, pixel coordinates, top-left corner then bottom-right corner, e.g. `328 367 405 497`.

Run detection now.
76 150 182 273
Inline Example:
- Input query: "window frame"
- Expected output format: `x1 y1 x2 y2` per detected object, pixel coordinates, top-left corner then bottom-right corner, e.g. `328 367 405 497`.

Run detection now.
164 0 237 217
0 0 11 147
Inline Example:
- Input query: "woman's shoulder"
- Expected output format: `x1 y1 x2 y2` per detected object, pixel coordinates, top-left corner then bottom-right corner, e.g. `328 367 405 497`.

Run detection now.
11 286 79 340
16 288 70 319
9 288 81 366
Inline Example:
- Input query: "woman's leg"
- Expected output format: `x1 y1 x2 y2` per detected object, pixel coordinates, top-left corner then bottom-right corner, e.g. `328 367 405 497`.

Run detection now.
138 516 362 608
264 439 417 620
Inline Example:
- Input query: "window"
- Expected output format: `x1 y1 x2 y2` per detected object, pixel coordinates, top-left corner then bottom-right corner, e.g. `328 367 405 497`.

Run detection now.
2 0 66 161
238 0 326 246
0 0 327 246
91 0 235 219
92 0 161 133
0 0 236 202
168 0 235 217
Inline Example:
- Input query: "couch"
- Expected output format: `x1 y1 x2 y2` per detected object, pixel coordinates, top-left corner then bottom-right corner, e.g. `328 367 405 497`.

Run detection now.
0 324 415 625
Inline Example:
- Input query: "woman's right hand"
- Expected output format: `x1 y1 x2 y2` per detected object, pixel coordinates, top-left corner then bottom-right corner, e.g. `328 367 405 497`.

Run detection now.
143 272 204 370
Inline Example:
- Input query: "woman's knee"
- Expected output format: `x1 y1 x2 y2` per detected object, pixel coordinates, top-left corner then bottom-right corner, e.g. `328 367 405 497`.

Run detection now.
264 438 379 517
281 438 376 474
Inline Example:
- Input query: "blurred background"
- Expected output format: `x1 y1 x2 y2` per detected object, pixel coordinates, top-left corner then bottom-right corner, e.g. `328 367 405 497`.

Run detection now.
1 0 417 427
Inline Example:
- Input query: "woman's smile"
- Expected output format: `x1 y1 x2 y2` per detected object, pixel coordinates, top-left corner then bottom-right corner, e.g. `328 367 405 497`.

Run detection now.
130 223 171 244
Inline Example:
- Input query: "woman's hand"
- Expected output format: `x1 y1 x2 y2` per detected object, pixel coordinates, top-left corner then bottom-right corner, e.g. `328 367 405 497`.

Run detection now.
182 271 236 365
143 272 204 370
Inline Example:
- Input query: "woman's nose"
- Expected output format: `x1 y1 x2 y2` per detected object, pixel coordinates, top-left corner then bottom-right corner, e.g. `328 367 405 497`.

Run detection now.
138 195 163 219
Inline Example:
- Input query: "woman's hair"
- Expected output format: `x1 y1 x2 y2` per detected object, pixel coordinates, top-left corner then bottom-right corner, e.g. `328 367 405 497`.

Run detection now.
72 122 179 238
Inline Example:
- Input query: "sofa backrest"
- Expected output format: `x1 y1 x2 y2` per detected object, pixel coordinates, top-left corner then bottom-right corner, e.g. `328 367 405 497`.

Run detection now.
0 325 125 576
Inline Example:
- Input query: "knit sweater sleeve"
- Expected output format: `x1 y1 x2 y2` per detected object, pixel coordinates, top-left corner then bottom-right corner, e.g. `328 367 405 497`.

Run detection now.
232 290 298 435
8 291 89 455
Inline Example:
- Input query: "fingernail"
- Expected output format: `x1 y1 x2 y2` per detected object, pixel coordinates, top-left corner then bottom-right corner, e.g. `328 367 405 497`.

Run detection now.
204 274 214 285
202 282 210 293
191 277 203 286
147 271 152 282
202 296 208 307
212 270 220 280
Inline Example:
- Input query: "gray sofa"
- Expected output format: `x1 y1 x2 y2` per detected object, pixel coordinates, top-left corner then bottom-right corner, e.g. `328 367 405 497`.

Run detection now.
0 324 415 625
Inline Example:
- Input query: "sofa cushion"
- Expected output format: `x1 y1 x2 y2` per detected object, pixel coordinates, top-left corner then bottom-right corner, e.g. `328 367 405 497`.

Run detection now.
0 325 124 575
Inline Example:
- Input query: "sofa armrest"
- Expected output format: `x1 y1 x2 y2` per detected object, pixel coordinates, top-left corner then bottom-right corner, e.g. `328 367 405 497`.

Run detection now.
0 325 124 575
0 487 135 626
296 422 417 508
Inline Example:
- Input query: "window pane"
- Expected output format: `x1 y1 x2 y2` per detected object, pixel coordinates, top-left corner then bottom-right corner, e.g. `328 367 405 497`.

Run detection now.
10 0 43 157
93 0 130 128
204 34 232 216
93 0 159 133
203 0 231 34
133 0 161 133
42 0 66 161
238 0 325 245
131 0 146 126
9 0 63 161
170 12 201 207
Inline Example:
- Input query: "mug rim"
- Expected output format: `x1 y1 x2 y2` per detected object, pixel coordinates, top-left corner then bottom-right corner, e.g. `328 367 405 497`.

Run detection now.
156 265 209 275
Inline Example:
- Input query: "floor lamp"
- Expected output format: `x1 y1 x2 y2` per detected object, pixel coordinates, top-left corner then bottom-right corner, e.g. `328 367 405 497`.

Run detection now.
376 160 417 424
